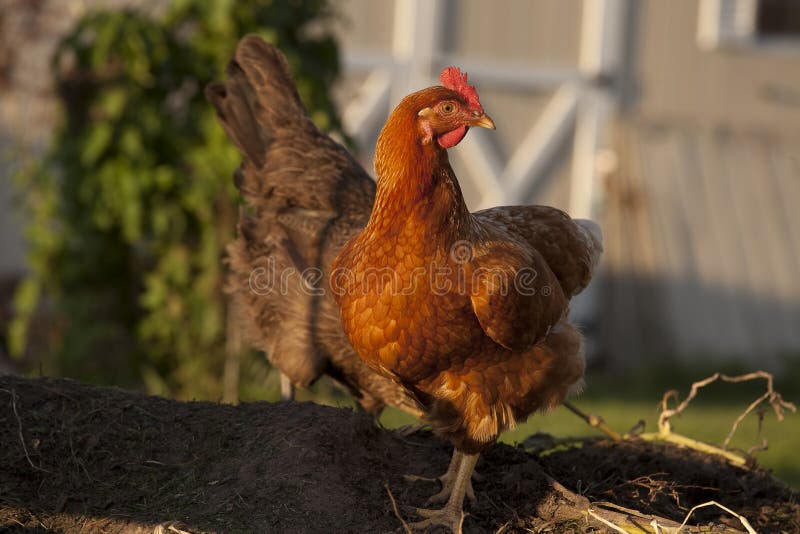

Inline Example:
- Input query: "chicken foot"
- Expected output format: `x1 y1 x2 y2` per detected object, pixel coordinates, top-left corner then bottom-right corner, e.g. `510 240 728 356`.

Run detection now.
404 450 477 504
425 450 477 505
410 451 479 534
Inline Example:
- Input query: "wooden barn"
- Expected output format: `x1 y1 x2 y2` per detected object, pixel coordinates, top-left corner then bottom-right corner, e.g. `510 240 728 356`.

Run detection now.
330 0 800 369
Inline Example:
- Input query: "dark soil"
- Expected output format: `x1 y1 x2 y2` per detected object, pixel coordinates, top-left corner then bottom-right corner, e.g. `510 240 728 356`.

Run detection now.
0 375 797 533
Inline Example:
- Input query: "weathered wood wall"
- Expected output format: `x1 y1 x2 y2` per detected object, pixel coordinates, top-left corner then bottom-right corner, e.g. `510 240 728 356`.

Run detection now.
602 121 800 367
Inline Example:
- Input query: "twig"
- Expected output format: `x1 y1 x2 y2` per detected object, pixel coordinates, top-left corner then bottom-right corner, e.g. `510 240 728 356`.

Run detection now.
587 508 631 533
168 526 194 534
153 524 194 534
650 519 662 534
532 461 745 533
628 419 646 435
746 438 768 456
562 401 622 441
657 371 796 449
592 501 660 519
385 483 412 534
589 501 683 533
585 499 746 533
724 391 771 450
637 431 747 466
566 371 795 472
678 501 756 534
1 388 50 473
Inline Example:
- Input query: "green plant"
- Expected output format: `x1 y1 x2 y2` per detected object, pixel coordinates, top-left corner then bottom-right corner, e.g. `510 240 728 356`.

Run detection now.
11 0 342 399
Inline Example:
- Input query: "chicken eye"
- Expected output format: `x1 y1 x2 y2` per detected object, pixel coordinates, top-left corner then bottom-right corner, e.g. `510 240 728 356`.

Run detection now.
440 102 455 114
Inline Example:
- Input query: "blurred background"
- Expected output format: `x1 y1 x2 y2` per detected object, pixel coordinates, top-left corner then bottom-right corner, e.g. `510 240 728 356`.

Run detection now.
0 0 798 483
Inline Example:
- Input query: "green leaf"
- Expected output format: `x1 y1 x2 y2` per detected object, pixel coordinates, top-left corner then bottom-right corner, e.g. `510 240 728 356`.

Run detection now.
80 123 113 166
7 278 42 357
99 88 128 119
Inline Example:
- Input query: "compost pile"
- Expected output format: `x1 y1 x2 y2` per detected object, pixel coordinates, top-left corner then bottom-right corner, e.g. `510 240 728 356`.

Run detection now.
1 376 797 533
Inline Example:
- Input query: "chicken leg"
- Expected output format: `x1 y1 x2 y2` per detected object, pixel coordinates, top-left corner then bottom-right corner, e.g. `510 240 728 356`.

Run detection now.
425 450 477 505
280 373 294 401
404 449 477 504
411 451 479 534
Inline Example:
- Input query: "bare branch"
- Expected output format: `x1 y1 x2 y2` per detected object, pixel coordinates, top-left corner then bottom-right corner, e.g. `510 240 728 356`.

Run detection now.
562 400 623 441
746 438 768 456
657 371 797 452
638 431 747 466
723 391 769 449
679 501 757 534
586 508 631 533
533 461 747 533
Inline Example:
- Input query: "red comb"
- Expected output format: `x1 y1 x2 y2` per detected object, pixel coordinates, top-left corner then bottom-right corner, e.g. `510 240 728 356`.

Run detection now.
439 67 482 111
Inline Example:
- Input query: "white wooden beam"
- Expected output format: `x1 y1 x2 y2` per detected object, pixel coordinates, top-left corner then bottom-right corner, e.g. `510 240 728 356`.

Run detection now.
579 0 626 78
391 0 444 101
437 56 583 90
697 0 758 50
569 0 626 335
342 69 392 149
570 0 625 218
344 50 582 91
341 50 398 73
504 84 580 203
569 90 610 219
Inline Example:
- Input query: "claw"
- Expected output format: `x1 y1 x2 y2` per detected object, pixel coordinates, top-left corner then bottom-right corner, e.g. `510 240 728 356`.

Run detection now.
406 452 479 533
425 476 476 506
411 506 466 534
408 450 479 506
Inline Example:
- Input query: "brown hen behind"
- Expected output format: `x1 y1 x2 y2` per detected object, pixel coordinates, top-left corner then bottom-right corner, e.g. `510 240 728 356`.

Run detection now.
205 35 420 417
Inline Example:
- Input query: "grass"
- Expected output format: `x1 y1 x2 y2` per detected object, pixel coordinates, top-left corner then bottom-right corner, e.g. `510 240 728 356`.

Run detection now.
256 364 800 489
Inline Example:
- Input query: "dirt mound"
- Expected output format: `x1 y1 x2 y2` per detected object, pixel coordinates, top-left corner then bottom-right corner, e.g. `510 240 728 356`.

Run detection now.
1 376 797 533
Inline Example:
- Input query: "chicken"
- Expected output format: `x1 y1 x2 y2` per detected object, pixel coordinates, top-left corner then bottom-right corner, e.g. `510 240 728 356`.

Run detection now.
332 68 602 531
205 35 421 418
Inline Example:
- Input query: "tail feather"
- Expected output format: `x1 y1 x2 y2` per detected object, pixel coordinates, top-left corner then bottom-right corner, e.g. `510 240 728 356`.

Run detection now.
206 35 374 217
205 35 310 167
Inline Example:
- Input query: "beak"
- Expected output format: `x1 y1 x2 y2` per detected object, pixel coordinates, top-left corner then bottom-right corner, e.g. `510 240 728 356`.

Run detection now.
469 112 495 130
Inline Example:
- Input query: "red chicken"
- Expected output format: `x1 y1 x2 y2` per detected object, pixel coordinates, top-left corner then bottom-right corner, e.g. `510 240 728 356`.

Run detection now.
332 68 602 531
206 36 420 418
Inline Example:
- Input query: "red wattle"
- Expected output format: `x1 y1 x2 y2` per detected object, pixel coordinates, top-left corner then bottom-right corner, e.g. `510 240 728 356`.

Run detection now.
437 126 468 149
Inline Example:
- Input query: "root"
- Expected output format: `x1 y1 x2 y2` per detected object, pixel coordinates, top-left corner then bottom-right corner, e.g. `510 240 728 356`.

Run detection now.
657 371 796 447
385 483 412 534
545 370 797 531
537 466 747 533
563 370 796 468
678 501 757 534
153 524 195 534
636 431 747 466
1 388 50 473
